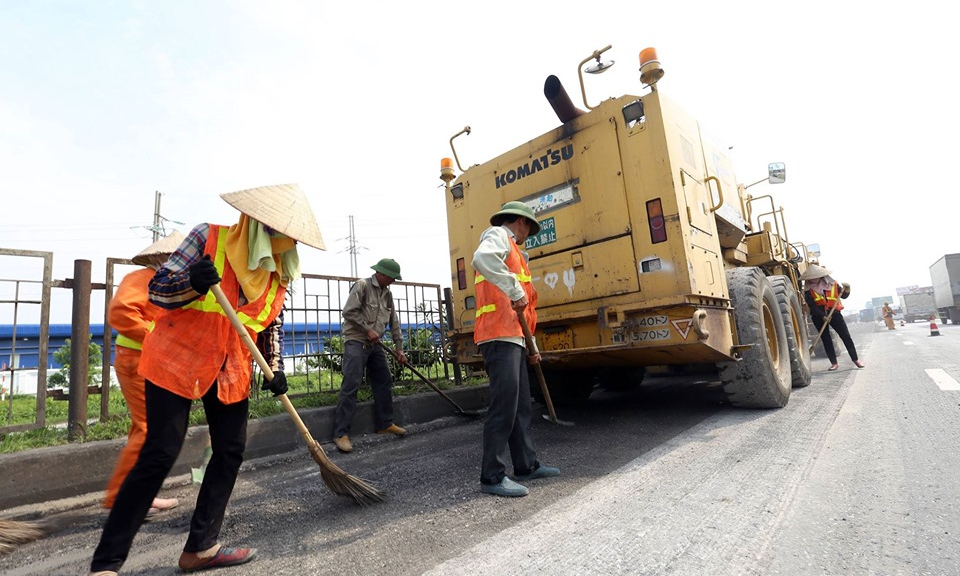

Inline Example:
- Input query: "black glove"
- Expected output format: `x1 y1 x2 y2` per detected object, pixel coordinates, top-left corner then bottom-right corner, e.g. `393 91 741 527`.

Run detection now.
262 371 287 396
188 254 220 295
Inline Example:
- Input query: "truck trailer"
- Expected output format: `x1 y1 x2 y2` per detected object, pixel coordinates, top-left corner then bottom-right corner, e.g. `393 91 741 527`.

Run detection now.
930 254 960 324
439 45 817 409
898 287 936 323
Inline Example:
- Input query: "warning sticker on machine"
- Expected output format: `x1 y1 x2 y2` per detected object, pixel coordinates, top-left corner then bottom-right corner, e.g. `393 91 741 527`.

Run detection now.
525 217 557 249
624 315 671 342
629 328 671 342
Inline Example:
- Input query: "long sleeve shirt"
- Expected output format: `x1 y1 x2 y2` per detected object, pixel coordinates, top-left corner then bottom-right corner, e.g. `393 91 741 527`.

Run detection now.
148 223 285 371
341 274 402 347
108 267 160 348
472 226 527 302
472 225 529 347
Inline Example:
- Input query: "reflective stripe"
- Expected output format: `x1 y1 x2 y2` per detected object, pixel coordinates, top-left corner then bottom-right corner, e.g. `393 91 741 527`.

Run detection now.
115 334 142 350
475 304 497 318
185 229 229 314
236 276 281 333
475 272 531 284
182 228 278 333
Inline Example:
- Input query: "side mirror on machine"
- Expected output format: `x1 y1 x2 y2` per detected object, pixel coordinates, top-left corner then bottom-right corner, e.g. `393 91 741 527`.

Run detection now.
768 162 786 184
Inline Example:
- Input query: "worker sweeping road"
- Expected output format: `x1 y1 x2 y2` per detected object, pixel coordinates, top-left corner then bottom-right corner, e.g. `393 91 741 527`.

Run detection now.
801 264 864 372
332 258 408 454
472 201 560 498
102 231 184 518
88 184 325 576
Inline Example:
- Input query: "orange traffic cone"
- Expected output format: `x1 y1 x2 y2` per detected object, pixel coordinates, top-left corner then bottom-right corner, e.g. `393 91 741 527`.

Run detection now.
930 315 941 337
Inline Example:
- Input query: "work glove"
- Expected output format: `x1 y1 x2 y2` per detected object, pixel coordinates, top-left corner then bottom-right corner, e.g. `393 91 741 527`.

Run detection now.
188 254 220 295
261 371 288 396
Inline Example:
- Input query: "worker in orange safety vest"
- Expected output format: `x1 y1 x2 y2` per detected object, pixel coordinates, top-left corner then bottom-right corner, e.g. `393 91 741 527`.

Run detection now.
801 263 864 371
471 201 560 499
89 184 326 576
102 231 185 518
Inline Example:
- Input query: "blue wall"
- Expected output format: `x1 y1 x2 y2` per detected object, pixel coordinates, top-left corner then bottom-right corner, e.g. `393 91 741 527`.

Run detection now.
0 321 438 370
0 323 341 370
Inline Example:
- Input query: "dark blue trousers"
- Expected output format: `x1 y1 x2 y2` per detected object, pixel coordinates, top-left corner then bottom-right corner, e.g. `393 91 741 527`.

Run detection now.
479 340 539 485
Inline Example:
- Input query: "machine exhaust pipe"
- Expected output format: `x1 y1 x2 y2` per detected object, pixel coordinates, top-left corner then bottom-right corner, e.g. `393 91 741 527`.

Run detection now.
544 75 585 123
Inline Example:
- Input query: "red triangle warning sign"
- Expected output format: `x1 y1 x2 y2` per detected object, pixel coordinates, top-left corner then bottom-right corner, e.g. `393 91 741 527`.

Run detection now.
671 319 693 339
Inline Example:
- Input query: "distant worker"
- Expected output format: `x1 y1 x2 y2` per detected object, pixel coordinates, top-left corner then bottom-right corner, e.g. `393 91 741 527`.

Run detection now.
332 258 408 454
89 184 325 576
801 264 865 371
881 302 896 330
471 201 560 498
102 231 185 519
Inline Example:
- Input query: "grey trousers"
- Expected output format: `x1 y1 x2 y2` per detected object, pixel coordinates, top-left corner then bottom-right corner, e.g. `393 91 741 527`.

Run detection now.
479 340 539 484
333 339 396 437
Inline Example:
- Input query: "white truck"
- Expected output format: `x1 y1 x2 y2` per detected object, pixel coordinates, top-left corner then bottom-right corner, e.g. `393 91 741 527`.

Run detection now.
898 287 936 323
929 254 960 324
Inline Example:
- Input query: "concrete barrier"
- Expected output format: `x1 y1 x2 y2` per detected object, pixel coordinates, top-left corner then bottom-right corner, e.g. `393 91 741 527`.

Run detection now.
0 385 489 511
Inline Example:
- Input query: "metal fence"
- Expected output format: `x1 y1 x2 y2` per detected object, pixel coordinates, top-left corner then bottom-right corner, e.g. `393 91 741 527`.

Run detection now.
0 248 53 434
1 255 462 438
280 273 453 395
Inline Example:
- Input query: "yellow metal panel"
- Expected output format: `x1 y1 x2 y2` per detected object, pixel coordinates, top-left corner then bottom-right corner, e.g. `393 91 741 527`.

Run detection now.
540 327 574 352
530 236 639 309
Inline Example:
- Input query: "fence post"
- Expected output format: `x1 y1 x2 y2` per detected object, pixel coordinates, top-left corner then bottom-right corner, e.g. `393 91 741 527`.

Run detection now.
68 259 91 441
443 288 463 386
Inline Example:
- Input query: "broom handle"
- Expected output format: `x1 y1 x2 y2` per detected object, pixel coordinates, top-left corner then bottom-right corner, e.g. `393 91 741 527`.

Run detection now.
517 313 560 422
810 295 841 351
376 341 466 411
210 284 315 442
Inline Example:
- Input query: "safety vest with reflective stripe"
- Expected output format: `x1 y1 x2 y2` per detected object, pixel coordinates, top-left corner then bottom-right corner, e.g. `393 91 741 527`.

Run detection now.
109 267 160 352
115 333 142 350
809 282 844 312
474 238 537 344
139 225 286 403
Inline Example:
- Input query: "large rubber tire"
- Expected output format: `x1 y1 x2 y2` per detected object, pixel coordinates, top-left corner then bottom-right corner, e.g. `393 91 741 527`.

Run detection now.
769 275 812 388
719 268 792 408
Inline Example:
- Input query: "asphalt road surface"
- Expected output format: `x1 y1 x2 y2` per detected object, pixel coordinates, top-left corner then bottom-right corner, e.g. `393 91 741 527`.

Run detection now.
3 321 959 576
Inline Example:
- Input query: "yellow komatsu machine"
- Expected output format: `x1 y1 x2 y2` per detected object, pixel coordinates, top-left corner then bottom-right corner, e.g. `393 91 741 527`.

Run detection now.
439 45 814 408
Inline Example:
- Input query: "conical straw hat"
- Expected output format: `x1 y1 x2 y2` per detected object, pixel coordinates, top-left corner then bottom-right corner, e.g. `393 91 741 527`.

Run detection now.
220 183 326 250
799 264 832 281
132 230 186 266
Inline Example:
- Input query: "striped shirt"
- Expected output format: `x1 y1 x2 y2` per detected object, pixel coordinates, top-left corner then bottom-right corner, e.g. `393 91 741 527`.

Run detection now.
148 223 284 371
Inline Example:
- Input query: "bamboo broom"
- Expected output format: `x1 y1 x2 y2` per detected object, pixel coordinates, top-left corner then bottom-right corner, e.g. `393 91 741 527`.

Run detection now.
210 284 384 506
0 519 49 555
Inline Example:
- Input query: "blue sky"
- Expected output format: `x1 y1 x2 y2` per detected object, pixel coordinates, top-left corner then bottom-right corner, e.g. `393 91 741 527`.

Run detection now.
1 1 956 323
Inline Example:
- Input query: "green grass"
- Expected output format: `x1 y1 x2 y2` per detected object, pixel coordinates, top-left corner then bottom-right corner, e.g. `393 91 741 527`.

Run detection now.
0 366 485 454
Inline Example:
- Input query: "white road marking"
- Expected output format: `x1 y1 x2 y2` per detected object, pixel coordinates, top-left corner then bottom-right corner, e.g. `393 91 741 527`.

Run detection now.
904 341 915 345
924 368 960 391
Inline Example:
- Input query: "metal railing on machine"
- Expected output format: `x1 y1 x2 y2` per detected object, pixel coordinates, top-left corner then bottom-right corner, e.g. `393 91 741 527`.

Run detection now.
277 273 456 398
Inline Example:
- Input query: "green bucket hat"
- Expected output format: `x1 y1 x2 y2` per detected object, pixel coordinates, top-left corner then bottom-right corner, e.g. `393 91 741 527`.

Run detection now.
371 258 402 280
490 201 541 235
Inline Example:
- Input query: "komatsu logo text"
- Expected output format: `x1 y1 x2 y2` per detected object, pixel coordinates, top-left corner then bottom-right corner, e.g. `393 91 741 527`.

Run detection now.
495 145 574 189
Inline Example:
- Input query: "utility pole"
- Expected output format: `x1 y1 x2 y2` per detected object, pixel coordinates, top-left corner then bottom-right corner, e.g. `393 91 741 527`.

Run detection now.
348 215 358 277
153 191 162 241
340 215 367 277
134 191 184 239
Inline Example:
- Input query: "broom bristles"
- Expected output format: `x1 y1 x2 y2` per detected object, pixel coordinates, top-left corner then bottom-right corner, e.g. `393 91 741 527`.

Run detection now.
0 519 49 556
308 441 385 506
